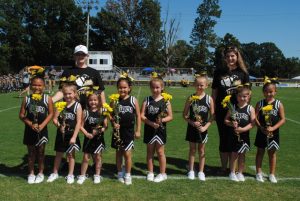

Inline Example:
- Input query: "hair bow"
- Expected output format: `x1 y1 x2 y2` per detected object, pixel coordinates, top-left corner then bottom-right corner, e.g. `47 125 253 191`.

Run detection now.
263 76 279 85
85 86 100 96
237 83 251 88
120 72 134 82
28 65 45 77
194 71 207 78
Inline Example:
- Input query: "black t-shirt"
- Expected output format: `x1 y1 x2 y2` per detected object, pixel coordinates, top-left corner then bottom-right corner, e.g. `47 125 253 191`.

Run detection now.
212 67 249 107
60 66 105 108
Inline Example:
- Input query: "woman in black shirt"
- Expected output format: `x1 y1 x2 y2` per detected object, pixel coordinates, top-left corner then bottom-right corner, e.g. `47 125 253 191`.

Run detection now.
52 45 105 107
212 46 249 173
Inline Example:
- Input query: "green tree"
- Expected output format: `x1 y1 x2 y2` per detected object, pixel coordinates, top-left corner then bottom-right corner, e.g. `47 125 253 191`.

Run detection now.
0 0 30 71
92 0 162 67
190 0 221 72
0 0 85 71
283 57 300 78
259 42 285 77
171 40 193 69
241 42 261 76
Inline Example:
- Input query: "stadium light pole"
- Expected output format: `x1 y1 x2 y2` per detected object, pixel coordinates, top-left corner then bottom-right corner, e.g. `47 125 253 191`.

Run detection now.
77 0 100 49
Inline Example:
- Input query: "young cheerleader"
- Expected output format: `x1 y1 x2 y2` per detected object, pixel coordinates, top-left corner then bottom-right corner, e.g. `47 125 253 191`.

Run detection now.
19 76 54 184
254 78 285 183
47 83 82 184
77 93 108 184
110 77 141 185
183 74 214 181
140 77 173 183
224 85 255 182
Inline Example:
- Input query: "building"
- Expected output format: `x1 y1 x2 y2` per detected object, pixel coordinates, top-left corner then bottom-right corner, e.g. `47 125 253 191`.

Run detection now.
88 51 113 71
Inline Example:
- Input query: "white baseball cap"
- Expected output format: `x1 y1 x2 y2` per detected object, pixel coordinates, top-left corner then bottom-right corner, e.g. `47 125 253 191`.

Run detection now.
74 45 88 55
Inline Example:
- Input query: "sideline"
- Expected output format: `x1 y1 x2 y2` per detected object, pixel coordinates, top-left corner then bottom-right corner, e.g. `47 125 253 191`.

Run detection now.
0 106 20 113
249 165 267 177
286 117 300 125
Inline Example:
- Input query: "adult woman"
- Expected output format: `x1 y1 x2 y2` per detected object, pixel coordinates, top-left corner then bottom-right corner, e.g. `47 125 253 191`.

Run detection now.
52 45 105 106
212 46 249 173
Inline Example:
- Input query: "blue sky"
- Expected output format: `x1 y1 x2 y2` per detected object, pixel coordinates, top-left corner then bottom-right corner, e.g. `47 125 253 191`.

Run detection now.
96 0 300 58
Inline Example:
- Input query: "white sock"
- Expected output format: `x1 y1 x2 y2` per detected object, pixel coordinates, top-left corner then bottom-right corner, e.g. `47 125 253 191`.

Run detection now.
125 173 131 177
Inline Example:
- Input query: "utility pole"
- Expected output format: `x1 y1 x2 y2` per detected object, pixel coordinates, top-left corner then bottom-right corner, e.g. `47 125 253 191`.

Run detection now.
77 0 100 49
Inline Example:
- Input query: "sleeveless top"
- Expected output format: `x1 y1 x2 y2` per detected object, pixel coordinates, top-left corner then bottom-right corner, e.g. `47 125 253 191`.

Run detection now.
233 104 252 130
60 101 80 134
25 94 49 133
83 109 104 133
188 94 211 124
118 96 136 128
256 99 281 135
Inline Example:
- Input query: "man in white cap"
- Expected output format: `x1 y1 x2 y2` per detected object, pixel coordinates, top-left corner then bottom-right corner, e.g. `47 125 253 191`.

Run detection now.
52 45 105 107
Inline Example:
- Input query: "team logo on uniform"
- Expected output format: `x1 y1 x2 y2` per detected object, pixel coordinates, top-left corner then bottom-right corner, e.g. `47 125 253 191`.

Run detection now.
147 105 160 115
119 105 133 114
193 105 208 113
30 105 46 114
65 112 75 120
88 116 99 125
236 113 249 121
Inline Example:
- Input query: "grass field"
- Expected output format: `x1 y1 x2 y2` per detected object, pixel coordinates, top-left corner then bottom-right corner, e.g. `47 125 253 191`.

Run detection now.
0 85 300 201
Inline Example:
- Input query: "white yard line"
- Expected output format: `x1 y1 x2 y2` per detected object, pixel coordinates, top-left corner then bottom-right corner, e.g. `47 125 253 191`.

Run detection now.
0 106 20 113
249 166 268 177
286 117 300 125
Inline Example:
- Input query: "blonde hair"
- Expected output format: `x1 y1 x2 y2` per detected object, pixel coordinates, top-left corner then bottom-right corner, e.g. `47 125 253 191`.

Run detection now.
150 78 164 92
223 46 248 74
62 83 79 100
194 73 208 83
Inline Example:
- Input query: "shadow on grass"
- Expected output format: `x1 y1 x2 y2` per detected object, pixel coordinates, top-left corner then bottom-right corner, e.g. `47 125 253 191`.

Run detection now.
0 155 255 180
134 156 255 177
0 154 145 180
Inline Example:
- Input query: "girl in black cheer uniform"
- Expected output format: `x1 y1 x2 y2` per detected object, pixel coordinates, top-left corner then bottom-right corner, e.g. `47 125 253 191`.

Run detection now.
19 76 54 184
47 84 82 184
254 78 285 183
110 77 141 185
183 74 214 181
225 85 255 182
141 77 173 183
77 93 108 184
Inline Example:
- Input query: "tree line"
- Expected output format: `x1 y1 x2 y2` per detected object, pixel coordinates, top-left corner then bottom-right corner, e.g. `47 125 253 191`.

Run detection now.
0 0 299 78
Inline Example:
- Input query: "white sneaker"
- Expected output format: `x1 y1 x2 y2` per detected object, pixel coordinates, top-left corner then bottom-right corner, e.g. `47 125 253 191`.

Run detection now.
229 172 239 182
117 172 124 183
236 172 245 182
154 173 167 183
27 174 36 184
269 174 277 183
256 173 264 182
47 173 59 182
187 171 195 180
124 176 132 185
77 175 87 184
198 172 206 181
35 173 44 183
66 175 75 184
146 172 154 181
94 175 101 184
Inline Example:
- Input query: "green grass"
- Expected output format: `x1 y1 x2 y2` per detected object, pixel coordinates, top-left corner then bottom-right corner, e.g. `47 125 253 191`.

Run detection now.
0 86 300 201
